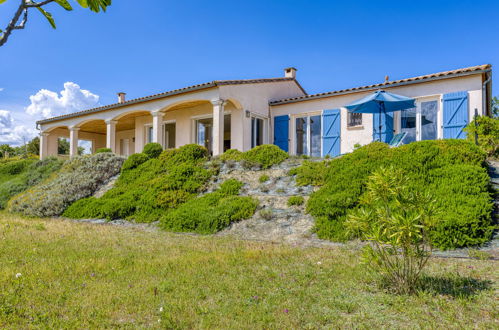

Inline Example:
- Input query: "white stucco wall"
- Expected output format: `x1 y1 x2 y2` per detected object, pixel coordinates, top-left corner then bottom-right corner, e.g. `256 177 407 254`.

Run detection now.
220 80 305 151
38 79 305 157
270 74 485 154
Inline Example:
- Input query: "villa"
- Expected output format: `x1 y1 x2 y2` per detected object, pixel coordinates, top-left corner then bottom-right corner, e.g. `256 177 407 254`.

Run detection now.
36 64 493 159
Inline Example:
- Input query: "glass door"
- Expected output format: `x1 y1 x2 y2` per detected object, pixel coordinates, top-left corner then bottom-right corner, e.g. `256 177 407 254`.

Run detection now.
399 99 439 144
163 122 176 149
420 101 438 140
400 107 417 143
295 115 321 157
196 118 212 154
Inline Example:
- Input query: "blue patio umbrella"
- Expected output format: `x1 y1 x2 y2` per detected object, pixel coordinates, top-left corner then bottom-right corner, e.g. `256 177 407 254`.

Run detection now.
345 90 415 142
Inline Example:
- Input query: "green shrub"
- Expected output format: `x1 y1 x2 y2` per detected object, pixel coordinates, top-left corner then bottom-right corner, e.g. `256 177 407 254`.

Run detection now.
219 145 288 169
63 144 212 222
287 196 304 206
0 157 63 209
160 179 257 234
159 144 208 165
259 174 270 183
121 153 149 171
296 140 493 249
464 116 499 158
259 209 273 220
9 153 125 217
345 167 436 294
95 148 112 153
242 144 288 169
143 143 163 159
219 149 243 162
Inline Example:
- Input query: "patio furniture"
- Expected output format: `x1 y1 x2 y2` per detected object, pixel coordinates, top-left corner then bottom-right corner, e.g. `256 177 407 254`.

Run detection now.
388 132 407 147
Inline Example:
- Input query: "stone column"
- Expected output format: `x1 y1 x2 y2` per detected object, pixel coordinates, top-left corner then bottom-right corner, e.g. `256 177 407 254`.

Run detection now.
211 99 226 156
69 127 80 158
39 132 49 160
105 120 117 152
151 111 163 147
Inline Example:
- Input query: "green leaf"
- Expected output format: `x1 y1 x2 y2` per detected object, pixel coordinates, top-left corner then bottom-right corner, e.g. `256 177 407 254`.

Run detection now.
76 0 88 8
78 0 111 13
55 0 73 11
0 0 7 4
37 7 56 29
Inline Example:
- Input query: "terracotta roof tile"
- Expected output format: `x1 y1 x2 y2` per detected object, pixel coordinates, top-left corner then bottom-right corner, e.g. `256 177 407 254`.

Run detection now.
37 77 300 125
270 64 491 105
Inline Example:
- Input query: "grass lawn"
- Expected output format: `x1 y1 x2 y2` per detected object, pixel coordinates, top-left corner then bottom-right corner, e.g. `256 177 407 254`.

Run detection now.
0 212 497 328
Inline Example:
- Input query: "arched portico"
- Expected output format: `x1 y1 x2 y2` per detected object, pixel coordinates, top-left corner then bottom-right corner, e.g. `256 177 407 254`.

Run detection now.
159 98 243 155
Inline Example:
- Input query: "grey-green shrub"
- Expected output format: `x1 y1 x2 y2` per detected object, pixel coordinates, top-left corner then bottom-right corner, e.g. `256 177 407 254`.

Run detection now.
143 143 163 159
8 153 125 217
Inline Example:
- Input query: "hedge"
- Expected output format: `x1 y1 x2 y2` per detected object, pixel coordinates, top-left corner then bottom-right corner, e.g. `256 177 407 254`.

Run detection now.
293 140 494 249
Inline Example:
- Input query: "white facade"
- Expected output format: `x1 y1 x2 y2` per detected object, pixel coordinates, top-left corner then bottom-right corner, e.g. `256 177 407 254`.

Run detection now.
270 68 491 155
37 65 492 159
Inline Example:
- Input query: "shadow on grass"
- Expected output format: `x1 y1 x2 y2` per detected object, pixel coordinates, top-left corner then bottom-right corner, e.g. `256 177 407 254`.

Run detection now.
418 275 493 298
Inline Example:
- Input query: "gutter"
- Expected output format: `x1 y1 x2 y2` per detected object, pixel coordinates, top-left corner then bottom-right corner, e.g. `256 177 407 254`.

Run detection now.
482 69 492 116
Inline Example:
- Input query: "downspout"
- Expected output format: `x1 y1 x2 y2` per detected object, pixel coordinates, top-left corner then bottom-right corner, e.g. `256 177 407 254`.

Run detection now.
482 70 492 117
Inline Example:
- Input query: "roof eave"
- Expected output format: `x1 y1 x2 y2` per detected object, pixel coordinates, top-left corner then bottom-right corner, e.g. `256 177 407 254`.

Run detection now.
36 83 217 125
270 68 491 106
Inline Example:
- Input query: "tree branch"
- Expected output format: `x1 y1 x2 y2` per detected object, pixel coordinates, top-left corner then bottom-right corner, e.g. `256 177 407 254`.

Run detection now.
0 0 54 47
25 0 55 8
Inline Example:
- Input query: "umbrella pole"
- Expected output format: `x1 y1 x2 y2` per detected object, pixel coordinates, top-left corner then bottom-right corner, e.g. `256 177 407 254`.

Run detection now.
379 103 384 142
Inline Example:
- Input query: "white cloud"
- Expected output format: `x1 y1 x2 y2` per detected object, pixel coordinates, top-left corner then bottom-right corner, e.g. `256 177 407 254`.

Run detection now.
0 122 37 145
26 82 99 119
0 88 4 92
0 109 37 145
0 110 13 130
0 82 100 146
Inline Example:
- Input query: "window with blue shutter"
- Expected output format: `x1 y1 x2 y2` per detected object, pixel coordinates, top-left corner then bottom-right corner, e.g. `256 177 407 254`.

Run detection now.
443 91 468 139
322 109 341 157
273 115 289 152
373 112 394 143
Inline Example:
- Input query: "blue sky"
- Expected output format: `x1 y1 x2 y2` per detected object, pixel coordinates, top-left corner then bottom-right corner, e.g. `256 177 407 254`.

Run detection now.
0 0 498 144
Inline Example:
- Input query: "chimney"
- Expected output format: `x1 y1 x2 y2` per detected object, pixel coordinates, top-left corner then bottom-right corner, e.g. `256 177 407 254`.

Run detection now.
117 92 126 103
384 75 389 83
284 67 297 79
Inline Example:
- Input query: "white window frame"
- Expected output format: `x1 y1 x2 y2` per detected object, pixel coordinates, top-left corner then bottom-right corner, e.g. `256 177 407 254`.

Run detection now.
144 124 153 144
190 112 231 144
291 111 322 157
397 95 441 142
162 120 176 149
249 113 268 147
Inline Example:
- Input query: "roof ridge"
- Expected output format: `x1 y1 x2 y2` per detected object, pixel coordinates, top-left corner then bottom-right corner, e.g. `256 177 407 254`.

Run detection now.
270 64 491 105
36 76 299 125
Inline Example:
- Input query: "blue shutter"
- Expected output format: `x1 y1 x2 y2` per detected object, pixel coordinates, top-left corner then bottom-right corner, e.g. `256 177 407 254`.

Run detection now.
373 112 394 143
322 109 341 157
273 115 289 152
443 91 468 139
